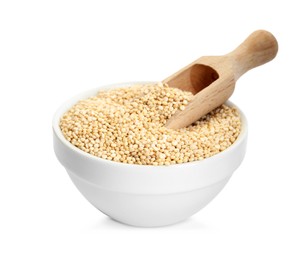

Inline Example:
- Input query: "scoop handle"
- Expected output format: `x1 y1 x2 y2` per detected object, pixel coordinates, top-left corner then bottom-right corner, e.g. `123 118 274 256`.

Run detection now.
229 30 278 80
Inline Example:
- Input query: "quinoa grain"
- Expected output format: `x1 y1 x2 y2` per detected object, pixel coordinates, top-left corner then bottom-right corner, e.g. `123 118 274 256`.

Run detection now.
60 83 241 165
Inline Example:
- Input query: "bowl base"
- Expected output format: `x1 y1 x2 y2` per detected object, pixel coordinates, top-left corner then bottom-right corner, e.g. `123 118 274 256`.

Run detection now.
68 169 230 227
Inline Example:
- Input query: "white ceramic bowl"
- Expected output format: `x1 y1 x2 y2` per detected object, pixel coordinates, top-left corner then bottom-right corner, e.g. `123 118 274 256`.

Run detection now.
53 82 248 227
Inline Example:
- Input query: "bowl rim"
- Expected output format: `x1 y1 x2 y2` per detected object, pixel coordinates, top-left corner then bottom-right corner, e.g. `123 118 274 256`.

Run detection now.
53 81 248 168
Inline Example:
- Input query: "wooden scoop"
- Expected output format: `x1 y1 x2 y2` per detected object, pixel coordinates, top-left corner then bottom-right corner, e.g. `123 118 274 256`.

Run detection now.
164 30 278 129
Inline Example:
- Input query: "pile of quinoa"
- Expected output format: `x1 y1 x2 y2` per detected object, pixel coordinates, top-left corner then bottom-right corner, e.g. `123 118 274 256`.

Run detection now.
60 83 241 165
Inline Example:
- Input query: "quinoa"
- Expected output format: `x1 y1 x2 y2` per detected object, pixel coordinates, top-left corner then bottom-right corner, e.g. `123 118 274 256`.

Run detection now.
60 83 241 165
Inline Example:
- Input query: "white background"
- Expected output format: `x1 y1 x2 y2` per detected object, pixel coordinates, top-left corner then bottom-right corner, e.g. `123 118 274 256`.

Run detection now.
0 0 303 259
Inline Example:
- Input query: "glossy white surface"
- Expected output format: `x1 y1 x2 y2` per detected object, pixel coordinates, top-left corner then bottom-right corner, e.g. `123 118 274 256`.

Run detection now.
53 82 248 227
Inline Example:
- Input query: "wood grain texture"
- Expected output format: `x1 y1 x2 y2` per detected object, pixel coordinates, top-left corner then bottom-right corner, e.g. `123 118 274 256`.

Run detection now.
164 30 278 129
